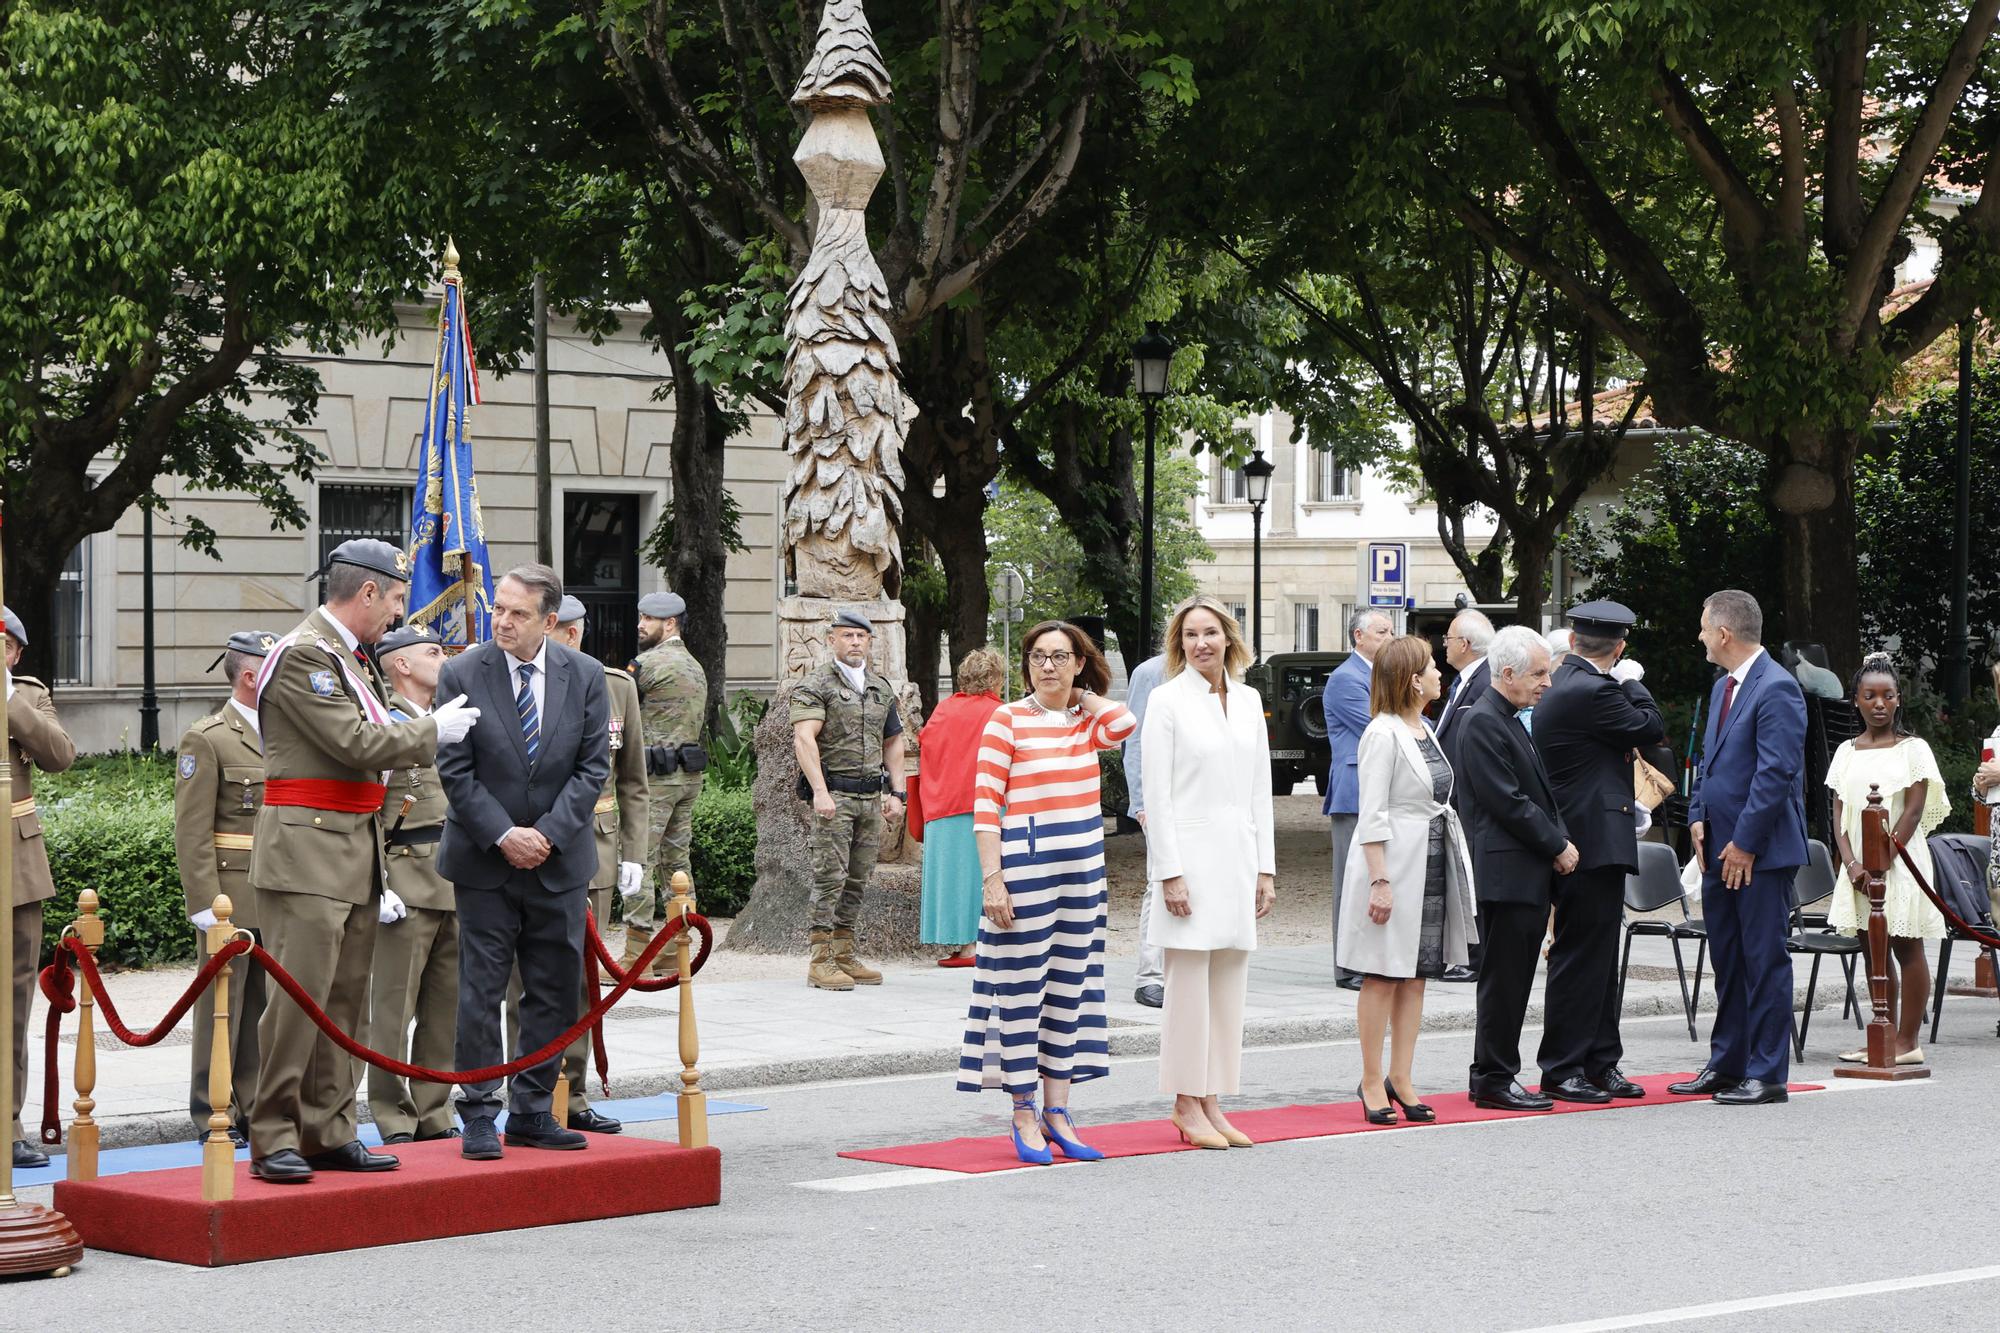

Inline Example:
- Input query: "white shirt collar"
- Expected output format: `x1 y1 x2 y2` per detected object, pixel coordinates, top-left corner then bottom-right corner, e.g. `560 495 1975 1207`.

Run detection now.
322 609 361 654
509 639 549 679
229 698 262 744
836 659 866 692
1729 646 1765 688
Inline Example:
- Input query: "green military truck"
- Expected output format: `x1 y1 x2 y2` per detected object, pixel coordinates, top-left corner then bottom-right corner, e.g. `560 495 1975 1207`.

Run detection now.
1244 650 1350 797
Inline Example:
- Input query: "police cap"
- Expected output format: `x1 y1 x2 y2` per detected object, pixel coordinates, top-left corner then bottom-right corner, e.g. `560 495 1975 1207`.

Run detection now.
638 592 686 620
376 622 441 660
557 595 588 625
831 608 874 635
206 628 280 674
1565 598 1638 639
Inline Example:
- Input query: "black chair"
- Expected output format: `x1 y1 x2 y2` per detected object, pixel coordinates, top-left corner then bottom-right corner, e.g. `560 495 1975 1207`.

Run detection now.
1798 839 1865 1029
1618 841 1700 1040
1784 843 1865 1059
1924 833 1997 1043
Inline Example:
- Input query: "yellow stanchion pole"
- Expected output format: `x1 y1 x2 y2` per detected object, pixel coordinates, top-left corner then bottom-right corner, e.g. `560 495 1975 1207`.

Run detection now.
552 1074 570 1128
64 891 103 1182
670 872 707 1150
201 895 236 1202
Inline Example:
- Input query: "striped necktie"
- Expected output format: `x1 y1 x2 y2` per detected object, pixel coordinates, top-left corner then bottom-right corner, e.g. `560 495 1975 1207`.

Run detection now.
516 662 539 762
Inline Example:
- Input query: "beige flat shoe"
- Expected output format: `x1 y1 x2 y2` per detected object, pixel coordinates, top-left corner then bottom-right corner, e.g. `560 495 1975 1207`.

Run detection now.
1837 1049 1866 1063
1895 1048 1925 1066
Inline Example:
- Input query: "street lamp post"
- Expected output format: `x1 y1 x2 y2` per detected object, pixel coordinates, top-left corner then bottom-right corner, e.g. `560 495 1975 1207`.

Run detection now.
1946 318 1974 712
1243 448 1275 663
139 504 159 750
1131 322 1174 658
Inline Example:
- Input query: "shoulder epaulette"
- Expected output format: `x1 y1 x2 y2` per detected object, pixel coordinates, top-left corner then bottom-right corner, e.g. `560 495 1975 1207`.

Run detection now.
12 675 46 691
605 664 633 681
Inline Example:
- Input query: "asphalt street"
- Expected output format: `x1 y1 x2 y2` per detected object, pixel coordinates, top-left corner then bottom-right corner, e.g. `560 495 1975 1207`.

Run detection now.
12 1003 1999 1331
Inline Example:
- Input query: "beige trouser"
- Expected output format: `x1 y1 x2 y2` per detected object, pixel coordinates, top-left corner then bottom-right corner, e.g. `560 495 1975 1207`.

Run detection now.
365 906 460 1139
251 892 377 1158
187 934 267 1138
1158 947 1250 1097
9 901 39 1142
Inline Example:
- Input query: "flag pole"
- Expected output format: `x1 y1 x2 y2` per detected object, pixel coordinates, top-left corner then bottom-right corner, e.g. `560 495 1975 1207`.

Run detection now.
0 502 84 1274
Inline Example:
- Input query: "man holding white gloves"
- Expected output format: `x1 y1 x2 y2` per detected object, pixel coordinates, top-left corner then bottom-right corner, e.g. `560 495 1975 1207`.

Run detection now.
366 622 465 1144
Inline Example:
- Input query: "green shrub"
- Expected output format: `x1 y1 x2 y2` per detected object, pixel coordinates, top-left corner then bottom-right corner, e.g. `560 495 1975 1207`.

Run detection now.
43 792 192 967
1098 748 1129 818
689 786 756 916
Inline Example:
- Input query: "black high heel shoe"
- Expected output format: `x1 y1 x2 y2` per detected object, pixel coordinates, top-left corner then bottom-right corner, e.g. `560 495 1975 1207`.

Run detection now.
1356 1081 1398 1126
1385 1079 1436 1123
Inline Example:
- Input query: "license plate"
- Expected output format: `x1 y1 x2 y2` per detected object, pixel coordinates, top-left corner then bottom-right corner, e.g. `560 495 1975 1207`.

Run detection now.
1270 749 1305 760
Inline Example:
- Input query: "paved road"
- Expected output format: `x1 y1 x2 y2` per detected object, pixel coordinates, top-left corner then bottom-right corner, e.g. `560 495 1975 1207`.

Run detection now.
16 998 1999 1330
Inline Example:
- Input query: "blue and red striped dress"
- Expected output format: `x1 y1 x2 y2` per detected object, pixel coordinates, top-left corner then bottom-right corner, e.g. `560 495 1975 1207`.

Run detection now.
957 696 1135 1094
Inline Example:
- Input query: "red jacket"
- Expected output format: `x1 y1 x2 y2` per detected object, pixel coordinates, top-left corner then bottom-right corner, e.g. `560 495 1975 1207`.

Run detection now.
911 692 1002 838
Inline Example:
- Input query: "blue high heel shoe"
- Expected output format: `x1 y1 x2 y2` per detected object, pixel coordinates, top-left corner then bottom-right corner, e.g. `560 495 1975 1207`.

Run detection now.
1010 1095 1053 1165
1040 1106 1105 1161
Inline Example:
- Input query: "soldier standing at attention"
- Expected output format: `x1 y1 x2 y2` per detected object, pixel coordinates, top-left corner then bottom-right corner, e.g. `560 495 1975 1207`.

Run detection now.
629 591 706 975
173 630 276 1146
247 539 480 1184
365 623 463 1144
3 608 75 1169
791 609 906 991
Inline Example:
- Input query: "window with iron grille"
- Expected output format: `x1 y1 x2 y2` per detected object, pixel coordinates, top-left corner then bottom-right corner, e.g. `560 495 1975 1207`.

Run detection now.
1294 603 1320 652
1213 458 1249 504
51 542 88 686
319 484 413 603
1311 451 1356 502
563 492 642 667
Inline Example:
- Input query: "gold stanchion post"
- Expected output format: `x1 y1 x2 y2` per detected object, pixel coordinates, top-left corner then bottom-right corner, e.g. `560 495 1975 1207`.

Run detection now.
1836 787 1930 1082
201 894 237 1202
670 872 707 1149
65 890 104 1182
552 1074 570 1128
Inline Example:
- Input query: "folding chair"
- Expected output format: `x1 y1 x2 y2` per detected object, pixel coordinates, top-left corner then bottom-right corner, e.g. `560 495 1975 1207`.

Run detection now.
1618 841 1699 1040
1785 846 1864 1059
1924 833 1997 1043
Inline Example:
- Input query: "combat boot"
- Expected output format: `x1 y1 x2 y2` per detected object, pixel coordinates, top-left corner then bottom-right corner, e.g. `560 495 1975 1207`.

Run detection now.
829 929 883 985
808 931 854 990
621 925 655 978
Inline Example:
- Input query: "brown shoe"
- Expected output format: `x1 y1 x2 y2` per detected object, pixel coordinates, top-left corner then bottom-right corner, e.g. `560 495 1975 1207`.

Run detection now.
620 925 654 976
808 931 854 990
829 929 883 985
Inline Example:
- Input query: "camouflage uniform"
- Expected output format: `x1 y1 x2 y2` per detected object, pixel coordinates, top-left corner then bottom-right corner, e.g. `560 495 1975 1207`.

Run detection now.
790 659 903 934
632 636 706 930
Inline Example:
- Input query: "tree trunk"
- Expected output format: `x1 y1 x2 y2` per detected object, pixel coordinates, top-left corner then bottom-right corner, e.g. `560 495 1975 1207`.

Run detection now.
899 409 994 705
659 318 731 730
1773 441 1860 676
0 535 66 686
1508 527 1553 624
905 556 946 716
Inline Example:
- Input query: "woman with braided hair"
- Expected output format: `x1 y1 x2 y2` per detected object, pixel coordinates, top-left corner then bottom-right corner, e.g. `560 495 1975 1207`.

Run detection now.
1825 653 1948 1065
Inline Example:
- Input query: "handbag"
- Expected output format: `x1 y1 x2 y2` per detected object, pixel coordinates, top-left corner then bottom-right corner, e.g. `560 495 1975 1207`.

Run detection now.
1634 757 1675 812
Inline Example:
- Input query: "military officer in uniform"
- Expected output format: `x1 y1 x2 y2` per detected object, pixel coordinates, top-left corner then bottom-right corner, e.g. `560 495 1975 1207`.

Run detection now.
502 596 645 1134
365 622 463 1144
247 539 480 1183
790 609 906 991
4 608 75 1168
630 591 706 974
173 629 277 1145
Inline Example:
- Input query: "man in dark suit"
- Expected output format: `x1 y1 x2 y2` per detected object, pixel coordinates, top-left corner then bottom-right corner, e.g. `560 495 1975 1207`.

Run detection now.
1434 607 1493 982
1671 590 1807 1106
1322 608 1394 991
1530 600 1665 1103
1445 625 1576 1112
436 563 611 1158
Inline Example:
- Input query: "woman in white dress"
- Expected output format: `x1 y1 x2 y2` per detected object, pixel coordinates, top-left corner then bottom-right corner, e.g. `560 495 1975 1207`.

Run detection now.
1826 655 1948 1064
1139 598 1275 1149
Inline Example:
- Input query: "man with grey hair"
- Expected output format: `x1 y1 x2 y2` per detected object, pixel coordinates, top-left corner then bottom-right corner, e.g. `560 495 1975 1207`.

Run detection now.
1434 606 1494 982
1322 606 1396 991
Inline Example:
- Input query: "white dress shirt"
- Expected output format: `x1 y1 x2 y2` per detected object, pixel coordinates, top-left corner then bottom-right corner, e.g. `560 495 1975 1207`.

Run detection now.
1729 646 1765 689
230 698 262 745
508 639 549 721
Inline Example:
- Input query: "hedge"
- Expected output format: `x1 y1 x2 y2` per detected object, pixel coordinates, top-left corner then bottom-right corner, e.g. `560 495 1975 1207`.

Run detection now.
34 757 762 968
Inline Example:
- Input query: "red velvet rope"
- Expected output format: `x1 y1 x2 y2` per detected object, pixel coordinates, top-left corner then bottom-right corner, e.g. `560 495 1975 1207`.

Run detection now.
1895 842 2000 951
37 910 711 1146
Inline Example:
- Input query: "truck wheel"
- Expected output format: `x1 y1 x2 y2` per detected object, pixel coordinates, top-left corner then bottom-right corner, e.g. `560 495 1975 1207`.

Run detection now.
1299 695 1328 741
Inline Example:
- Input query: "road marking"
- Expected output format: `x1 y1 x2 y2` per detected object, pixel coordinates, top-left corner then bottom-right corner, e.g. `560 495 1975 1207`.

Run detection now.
1509 1263 2000 1331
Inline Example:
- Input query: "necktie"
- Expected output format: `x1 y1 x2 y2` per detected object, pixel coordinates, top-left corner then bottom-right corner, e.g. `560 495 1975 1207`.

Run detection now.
516 662 539 762
1716 675 1738 735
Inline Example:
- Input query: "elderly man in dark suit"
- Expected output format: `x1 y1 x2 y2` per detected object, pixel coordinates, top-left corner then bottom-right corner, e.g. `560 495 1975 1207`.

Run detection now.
1434 606 1494 983
1530 600 1665 1103
436 563 610 1158
1445 624 1576 1112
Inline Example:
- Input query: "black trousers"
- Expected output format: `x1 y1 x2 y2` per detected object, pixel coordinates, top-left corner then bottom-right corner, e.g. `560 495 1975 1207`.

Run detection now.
1538 867 1627 1083
453 872 585 1119
1469 902 1546 1093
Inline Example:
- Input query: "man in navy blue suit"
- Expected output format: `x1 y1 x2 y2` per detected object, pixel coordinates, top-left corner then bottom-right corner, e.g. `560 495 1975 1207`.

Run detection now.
1670 590 1807 1106
1323 608 1395 991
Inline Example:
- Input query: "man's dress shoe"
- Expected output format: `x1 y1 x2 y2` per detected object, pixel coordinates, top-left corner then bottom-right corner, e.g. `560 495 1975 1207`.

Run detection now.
1134 984 1164 1008
1592 1067 1646 1099
461 1115 503 1160
416 1125 463 1141
569 1106 623 1134
249 1148 315 1183
1470 1082 1553 1112
1335 976 1363 992
380 1132 416 1146
306 1140 400 1172
1544 1076 1612 1105
12 1139 48 1169
1667 1068 1738 1097
1712 1078 1788 1106
504 1111 588 1150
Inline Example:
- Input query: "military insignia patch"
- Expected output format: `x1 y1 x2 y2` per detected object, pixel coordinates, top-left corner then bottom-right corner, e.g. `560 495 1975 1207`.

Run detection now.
608 717 623 750
309 670 337 697
178 754 197 780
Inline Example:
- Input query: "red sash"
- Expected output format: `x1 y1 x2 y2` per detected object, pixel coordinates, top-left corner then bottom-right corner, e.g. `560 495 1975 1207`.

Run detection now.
264 778 389 813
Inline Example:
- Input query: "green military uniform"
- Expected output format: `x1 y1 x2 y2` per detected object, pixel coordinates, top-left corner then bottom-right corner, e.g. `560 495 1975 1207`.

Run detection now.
173 702 267 1138
633 636 706 932
8 674 74 1145
249 606 438 1162
365 690 459 1141
790 657 902 937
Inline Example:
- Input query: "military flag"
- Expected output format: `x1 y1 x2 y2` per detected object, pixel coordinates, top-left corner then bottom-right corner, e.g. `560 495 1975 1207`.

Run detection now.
406 240 494 643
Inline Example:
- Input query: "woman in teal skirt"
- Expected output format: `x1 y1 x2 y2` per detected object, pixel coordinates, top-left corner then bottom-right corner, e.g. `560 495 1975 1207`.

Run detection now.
917 649 1006 965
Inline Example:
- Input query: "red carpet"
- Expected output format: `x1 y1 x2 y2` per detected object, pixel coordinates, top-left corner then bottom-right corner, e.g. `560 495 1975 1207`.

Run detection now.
53 1137 721 1266
838 1073 1824 1174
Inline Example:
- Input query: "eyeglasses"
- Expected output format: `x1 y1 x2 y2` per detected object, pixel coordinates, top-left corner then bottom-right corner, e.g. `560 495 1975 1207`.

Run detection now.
1029 652 1075 668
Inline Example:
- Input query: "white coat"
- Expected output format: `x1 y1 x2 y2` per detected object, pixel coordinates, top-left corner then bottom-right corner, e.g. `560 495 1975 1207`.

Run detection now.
1336 714 1478 977
1140 667 1275 952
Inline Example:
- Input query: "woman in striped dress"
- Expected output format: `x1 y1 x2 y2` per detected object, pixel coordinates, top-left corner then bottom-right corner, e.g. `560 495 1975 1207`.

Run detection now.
958 621 1135 1164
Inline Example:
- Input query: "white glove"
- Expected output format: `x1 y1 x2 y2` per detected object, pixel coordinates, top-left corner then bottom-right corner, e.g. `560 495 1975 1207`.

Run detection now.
432 694 481 745
378 889 408 924
190 909 219 931
1609 659 1645 684
4 671 12 700
1633 805 1653 837
617 862 646 900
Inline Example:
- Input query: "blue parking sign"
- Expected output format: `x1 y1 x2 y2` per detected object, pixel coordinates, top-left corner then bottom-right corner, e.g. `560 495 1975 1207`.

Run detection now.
1366 543 1406 608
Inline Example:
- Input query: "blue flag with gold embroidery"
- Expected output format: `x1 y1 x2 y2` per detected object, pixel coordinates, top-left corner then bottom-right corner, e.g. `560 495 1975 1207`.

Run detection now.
407 253 493 644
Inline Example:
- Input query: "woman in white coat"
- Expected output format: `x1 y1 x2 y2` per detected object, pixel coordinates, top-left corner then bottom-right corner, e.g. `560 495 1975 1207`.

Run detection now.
1339 634 1477 1126
1140 597 1276 1149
